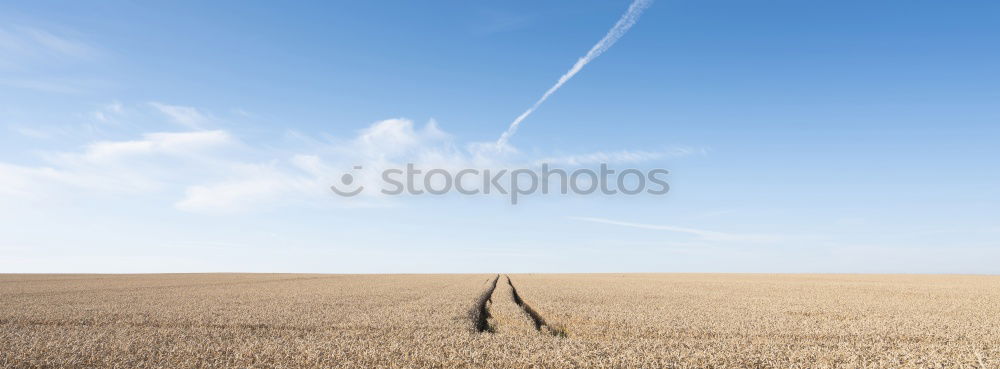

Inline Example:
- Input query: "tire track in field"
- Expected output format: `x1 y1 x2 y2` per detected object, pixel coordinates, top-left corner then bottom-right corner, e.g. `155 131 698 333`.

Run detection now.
505 275 567 337
470 274 500 333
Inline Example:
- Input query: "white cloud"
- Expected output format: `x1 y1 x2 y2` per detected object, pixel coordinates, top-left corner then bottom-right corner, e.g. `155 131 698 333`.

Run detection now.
174 163 315 214
0 163 63 197
355 118 439 156
92 101 124 123
232 108 254 118
536 147 706 166
569 216 783 243
168 117 693 213
80 130 232 162
0 130 235 198
149 102 209 128
0 160 158 196
170 118 457 213
1 114 685 213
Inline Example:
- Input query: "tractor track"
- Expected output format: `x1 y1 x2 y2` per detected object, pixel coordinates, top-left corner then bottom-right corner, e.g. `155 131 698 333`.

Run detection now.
505 275 567 337
469 274 500 333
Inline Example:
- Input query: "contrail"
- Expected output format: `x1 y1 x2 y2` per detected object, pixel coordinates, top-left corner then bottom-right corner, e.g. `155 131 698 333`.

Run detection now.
496 0 653 148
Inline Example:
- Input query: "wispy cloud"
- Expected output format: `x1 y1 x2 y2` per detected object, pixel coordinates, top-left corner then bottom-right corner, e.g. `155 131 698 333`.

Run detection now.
0 26 97 66
0 129 236 197
0 104 686 213
174 163 317 214
569 216 783 243
0 78 106 94
536 147 706 166
149 102 209 128
92 101 124 123
0 25 103 94
79 130 233 162
8 125 69 139
231 108 255 118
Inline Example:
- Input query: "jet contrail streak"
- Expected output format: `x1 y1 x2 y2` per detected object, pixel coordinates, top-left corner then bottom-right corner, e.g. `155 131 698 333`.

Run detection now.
496 0 653 147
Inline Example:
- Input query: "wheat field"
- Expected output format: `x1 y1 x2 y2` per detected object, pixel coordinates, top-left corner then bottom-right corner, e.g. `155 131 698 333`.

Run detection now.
1 273 998 368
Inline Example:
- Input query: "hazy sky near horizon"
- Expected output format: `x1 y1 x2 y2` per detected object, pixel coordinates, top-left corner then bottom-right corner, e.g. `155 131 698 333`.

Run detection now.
2 0 998 273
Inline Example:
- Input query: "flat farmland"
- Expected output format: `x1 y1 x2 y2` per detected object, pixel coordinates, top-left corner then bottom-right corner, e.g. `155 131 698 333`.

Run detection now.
1 274 998 368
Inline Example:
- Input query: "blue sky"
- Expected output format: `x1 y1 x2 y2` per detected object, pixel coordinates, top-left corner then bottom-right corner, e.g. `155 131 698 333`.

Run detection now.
2 0 998 273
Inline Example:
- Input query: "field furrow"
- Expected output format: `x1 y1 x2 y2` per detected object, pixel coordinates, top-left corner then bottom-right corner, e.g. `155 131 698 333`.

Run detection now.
486 275 539 336
469 274 499 333
505 275 567 337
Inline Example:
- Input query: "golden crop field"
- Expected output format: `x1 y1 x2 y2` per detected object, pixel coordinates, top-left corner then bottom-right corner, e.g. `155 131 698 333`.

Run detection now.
2 273 998 368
